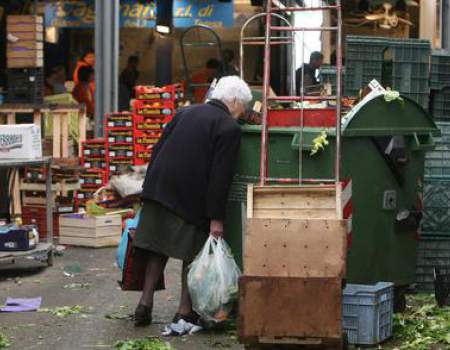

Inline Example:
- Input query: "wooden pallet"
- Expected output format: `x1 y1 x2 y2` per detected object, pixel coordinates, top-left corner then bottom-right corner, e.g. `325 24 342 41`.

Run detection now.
0 104 87 158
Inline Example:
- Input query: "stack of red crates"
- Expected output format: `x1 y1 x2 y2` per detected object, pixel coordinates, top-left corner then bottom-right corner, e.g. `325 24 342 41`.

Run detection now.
133 85 178 165
79 138 109 207
106 112 135 175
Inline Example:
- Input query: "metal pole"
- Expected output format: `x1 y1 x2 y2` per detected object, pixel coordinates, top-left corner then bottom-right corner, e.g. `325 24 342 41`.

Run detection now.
335 0 342 183
259 3 273 186
94 0 119 137
45 160 52 245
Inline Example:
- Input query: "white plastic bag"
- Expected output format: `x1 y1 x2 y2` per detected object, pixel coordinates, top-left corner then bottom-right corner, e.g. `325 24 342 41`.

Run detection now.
188 236 241 323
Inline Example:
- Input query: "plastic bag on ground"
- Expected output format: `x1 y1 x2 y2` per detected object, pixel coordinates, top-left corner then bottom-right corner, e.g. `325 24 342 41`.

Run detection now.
187 236 241 323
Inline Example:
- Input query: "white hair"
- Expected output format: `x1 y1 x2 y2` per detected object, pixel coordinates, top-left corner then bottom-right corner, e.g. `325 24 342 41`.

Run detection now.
210 76 253 105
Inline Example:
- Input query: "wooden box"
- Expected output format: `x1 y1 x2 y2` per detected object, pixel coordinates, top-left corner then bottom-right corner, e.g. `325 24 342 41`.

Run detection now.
239 276 343 346
59 214 122 248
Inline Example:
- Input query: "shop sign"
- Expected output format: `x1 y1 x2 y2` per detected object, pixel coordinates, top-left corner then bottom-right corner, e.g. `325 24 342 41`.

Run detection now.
44 0 234 28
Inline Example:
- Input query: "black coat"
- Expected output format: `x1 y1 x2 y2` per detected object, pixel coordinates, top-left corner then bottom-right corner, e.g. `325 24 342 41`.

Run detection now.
141 99 241 230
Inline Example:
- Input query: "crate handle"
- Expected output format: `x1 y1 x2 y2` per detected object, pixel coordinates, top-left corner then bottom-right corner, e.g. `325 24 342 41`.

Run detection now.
290 132 313 152
411 132 435 152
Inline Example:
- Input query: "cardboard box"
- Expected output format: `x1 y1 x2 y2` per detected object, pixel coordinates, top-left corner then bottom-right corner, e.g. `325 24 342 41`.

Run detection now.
59 214 122 248
0 124 42 159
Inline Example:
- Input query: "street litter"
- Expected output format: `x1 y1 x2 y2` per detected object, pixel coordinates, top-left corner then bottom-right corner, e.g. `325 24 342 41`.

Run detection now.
63 282 92 289
115 337 174 350
0 333 10 349
0 297 42 312
39 305 83 317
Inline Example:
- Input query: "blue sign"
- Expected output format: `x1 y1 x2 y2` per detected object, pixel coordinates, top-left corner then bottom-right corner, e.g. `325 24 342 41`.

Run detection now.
45 0 234 29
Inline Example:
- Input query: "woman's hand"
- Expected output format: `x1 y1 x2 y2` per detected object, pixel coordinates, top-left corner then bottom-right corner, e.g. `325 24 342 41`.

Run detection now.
210 220 224 238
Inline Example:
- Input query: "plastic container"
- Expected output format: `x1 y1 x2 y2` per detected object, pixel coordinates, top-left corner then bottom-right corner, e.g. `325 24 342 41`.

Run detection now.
342 282 394 345
416 236 450 290
431 86 450 120
425 121 450 177
430 50 450 90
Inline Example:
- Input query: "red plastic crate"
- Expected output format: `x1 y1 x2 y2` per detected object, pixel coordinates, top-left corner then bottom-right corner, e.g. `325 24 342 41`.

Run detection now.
267 108 337 127
81 157 108 171
81 138 107 157
22 206 60 239
109 157 134 174
105 112 134 128
135 85 176 101
79 169 109 187
133 100 174 117
133 114 170 130
134 131 162 147
133 144 152 165
108 144 134 158
107 129 134 144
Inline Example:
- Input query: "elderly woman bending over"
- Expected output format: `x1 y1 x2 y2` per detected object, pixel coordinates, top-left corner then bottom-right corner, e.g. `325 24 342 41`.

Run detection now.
132 76 253 335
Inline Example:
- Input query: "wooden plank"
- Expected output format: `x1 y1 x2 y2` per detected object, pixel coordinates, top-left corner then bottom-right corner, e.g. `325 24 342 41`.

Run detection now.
8 41 44 50
7 57 43 68
7 15 43 24
7 112 15 125
33 110 42 128
7 23 43 32
8 32 44 41
52 113 61 158
336 181 343 219
59 227 122 238
244 218 347 278
251 208 338 220
59 214 122 229
59 235 121 248
239 276 342 341
78 108 87 157
7 49 44 59
249 185 339 220
247 184 254 219
20 181 80 192
61 113 69 158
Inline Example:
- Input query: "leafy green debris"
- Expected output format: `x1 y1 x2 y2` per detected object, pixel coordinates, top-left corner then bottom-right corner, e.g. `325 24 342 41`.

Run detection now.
392 294 450 350
115 337 174 350
39 305 83 317
0 333 10 348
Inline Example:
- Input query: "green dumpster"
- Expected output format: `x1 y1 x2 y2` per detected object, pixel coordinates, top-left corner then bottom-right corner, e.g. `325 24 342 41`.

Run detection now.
226 95 440 295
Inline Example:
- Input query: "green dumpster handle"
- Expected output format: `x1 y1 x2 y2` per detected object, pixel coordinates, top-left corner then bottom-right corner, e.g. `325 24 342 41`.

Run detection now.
291 132 314 152
411 132 435 152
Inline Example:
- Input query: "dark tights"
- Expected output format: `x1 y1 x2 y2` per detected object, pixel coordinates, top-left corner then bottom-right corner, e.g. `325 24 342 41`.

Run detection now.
139 255 193 317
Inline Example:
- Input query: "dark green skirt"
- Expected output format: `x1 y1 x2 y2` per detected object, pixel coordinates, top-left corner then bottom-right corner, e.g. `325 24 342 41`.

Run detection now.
133 200 208 262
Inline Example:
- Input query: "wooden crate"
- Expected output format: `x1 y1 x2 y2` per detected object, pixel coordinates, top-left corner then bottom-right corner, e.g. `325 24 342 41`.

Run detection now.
7 15 43 25
244 218 347 278
239 276 343 346
59 214 122 248
246 184 343 220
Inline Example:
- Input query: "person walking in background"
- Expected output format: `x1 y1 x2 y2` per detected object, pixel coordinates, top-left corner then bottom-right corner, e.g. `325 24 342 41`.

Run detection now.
73 48 95 85
72 66 95 117
132 76 252 335
189 58 222 103
119 55 140 111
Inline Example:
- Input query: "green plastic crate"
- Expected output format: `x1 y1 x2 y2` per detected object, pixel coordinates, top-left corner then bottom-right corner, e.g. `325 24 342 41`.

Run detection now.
431 87 450 120
430 50 450 90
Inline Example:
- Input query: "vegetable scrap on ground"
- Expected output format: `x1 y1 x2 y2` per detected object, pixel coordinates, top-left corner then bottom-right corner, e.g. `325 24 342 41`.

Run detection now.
115 337 174 350
376 294 450 350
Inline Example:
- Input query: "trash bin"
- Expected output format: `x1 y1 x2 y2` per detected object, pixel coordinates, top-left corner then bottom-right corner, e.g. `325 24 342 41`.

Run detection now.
226 95 440 296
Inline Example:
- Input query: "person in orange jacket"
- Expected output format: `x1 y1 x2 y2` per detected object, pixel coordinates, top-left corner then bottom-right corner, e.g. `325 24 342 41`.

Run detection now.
72 66 95 117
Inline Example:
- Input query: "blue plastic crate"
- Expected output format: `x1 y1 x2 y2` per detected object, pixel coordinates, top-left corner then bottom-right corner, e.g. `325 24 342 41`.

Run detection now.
343 282 394 345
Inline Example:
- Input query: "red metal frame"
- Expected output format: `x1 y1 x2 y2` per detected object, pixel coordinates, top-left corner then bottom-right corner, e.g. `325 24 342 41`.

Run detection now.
253 1 343 186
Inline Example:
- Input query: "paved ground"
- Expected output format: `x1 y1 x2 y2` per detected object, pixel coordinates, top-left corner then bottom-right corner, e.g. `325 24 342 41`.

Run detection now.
0 247 242 350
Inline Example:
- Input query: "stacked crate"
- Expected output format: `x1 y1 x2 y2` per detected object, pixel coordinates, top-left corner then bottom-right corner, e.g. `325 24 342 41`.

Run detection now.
6 15 44 104
132 85 177 165
20 165 79 240
79 139 109 207
430 50 450 120
106 112 135 175
345 36 430 110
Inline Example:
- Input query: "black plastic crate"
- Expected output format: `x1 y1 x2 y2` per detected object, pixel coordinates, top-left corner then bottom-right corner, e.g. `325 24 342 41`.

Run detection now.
430 50 450 90
431 87 450 120
6 68 43 104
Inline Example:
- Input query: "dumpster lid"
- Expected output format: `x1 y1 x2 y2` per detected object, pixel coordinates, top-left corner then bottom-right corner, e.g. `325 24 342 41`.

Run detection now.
342 81 440 137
